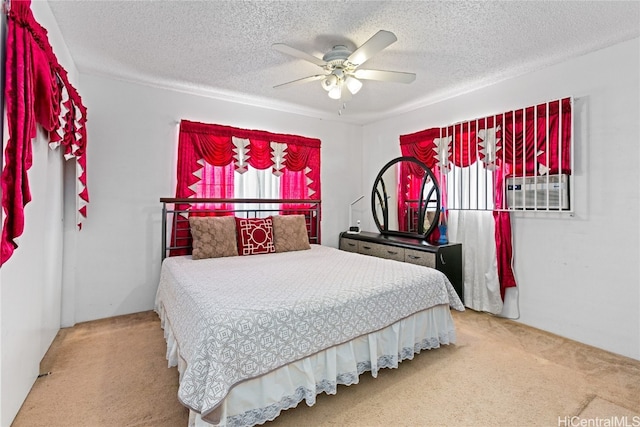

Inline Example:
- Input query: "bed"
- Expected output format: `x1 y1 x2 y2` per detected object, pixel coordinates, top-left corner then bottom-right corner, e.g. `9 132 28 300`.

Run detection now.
155 198 464 427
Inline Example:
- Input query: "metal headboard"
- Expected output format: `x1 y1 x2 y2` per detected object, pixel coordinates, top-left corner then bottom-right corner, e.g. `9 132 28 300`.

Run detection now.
160 198 321 260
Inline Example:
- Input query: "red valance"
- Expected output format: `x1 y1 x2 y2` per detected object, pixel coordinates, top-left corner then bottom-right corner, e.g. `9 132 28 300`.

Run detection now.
176 120 321 200
400 98 571 176
1 0 89 265
399 128 440 171
180 121 321 148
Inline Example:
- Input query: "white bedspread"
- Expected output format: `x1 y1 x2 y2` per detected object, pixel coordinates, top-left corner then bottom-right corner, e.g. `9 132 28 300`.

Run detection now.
155 244 464 421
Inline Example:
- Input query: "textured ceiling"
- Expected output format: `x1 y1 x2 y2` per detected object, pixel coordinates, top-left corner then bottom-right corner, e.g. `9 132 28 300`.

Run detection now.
46 1 640 124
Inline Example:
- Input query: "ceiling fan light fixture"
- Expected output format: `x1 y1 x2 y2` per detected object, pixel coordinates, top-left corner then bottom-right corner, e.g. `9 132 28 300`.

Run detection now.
345 76 363 95
273 30 416 108
322 74 338 91
328 85 342 100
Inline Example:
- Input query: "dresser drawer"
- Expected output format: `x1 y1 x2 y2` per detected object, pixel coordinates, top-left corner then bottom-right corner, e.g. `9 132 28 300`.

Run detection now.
404 248 436 268
340 231 463 303
358 241 405 262
340 238 359 253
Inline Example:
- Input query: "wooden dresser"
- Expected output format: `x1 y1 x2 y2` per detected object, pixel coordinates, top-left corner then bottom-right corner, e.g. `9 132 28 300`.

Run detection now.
339 231 464 303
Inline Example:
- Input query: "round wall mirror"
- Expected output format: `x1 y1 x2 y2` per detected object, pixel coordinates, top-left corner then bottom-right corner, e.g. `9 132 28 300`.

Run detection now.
371 156 441 239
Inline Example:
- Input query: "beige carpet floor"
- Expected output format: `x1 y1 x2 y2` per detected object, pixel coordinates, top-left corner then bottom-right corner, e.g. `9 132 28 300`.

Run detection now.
12 309 640 427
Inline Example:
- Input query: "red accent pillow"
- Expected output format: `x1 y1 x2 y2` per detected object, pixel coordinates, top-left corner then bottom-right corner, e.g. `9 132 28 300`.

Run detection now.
235 217 275 255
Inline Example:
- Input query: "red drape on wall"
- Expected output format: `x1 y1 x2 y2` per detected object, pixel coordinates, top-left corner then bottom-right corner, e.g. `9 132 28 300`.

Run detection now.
171 120 321 255
398 98 572 300
1 0 88 265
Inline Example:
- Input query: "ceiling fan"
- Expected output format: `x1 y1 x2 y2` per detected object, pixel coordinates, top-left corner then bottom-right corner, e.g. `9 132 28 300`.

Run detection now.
272 30 416 101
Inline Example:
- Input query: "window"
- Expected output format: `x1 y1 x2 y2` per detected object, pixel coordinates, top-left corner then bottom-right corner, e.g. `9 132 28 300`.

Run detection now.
399 97 572 303
401 97 573 213
169 120 321 255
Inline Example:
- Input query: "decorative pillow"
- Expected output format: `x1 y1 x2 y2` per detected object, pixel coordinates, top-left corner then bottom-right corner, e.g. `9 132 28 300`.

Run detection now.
272 214 311 253
189 216 238 260
235 217 275 256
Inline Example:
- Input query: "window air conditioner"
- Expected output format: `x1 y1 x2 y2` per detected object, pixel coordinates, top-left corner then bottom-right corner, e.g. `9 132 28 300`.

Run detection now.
505 174 570 210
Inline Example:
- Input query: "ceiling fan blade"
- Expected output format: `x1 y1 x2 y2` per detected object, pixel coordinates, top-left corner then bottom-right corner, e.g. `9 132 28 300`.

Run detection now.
353 69 416 84
347 30 397 67
273 74 326 89
272 43 327 67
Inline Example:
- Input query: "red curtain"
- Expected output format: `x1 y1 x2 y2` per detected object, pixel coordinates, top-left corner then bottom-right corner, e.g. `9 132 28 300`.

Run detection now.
399 128 438 233
396 160 426 233
400 129 447 243
449 121 480 168
171 120 321 255
195 162 236 208
492 163 517 298
399 128 440 170
176 120 321 200
398 98 572 300
501 99 572 176
1 0 88 265
280 139 321 218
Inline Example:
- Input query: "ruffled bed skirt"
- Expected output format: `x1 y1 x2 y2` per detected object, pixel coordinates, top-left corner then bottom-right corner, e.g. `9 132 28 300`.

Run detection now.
158 304 456 427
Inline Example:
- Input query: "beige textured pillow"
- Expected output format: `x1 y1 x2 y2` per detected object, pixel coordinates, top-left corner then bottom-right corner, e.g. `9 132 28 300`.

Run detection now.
272 214 311 253
189 216 238 260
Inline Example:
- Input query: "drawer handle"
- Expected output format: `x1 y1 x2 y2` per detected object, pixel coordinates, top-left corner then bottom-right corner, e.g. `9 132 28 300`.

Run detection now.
440 253 446 264
387 250 398 255
407 255 420 260
362 245 372 250
347 242 356 247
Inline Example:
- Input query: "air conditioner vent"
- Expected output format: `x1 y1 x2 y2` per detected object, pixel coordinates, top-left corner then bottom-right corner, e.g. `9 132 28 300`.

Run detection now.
505 174 570 210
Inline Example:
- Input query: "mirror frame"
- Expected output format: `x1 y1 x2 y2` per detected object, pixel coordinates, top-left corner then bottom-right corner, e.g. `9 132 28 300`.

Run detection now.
371 156 441 239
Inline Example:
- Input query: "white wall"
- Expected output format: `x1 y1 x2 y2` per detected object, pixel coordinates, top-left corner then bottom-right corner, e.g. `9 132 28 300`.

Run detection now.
362 38 640 360
0 2 80 425
67 75 363 324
